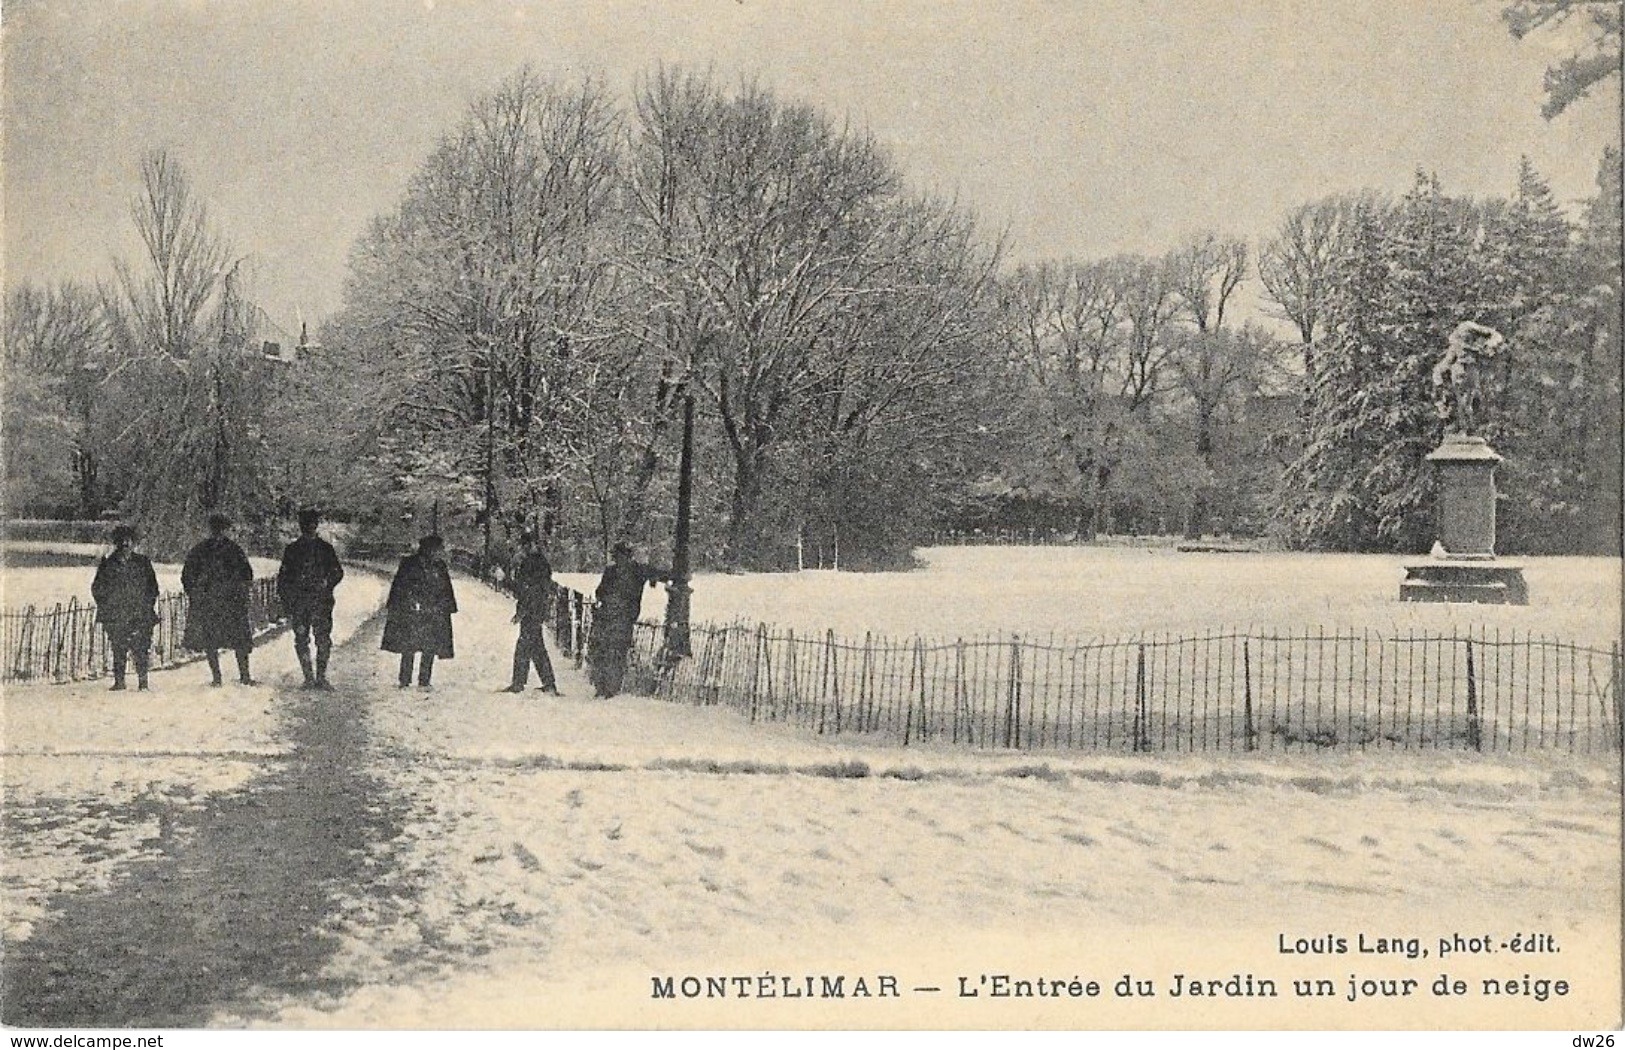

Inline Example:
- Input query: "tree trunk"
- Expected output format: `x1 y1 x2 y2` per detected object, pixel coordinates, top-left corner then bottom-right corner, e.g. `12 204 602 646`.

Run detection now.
1094 461 1114 537
75 445 100 518
1183 492 1209 540
724 445 769 569
1186 406 1216 540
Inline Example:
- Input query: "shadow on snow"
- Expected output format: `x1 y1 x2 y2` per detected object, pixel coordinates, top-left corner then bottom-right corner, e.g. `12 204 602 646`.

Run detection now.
2 622 411 1027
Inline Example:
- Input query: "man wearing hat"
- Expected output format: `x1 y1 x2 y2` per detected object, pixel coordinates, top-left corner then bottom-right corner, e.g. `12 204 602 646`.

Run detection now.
381 535 457 688
501 530 559 694
91 525 161 691
587 541 669 698
181 512 257 686
276 509 345 689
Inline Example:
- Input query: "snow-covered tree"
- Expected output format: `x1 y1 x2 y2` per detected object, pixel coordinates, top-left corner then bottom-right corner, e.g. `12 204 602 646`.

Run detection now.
1277 159 1622 554
96 151 277 554
2 281 108 515
1503 0 1623 118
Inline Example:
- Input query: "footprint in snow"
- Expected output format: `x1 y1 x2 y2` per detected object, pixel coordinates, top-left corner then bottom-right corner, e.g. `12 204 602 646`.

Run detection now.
1301 836 1345 854
512 842 542 871
1105 824 1158 847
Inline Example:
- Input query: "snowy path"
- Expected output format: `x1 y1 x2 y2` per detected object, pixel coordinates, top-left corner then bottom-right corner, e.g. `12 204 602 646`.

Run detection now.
2 626 409 1025
3 574 1619 1029
2 571 391 1025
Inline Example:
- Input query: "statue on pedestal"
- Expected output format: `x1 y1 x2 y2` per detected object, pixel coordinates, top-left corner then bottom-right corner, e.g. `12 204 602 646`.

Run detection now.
1401 321 1526 605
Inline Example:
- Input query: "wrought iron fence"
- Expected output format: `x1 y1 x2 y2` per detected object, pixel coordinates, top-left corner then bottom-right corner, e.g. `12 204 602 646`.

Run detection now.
2 577 283 685
609 618 1621 754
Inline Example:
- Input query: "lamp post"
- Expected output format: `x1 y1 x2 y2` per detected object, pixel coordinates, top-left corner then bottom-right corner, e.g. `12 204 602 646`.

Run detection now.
481 335 497 575
663 383 696 661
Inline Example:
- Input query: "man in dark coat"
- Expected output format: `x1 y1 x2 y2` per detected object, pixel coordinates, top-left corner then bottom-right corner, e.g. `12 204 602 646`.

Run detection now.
501 531 559 694
277 508 345 690
182 513 257 686
587 541 668 699
381 534 457 688
91 524 160 692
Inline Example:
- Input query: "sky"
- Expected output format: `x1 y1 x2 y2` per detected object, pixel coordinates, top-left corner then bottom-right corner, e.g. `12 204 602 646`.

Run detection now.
3 0 1620 335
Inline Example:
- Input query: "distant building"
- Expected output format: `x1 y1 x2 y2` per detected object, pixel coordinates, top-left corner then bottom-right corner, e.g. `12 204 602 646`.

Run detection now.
259 321 319 365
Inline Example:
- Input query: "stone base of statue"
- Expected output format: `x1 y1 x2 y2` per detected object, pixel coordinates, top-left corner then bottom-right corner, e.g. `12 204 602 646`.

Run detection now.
1399 433 1528 605
1400 559 1528 604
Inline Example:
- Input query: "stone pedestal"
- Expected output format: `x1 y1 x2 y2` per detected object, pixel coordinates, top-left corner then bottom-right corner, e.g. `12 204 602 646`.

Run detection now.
1399 559 1529 604
1400 434 1528 605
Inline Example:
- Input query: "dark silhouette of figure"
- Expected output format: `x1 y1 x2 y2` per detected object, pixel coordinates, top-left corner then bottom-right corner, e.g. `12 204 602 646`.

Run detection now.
276 508 345 689
182 513 256 686
587 542 668 698
381 535 457 689
91 524 160 691
502 532 559 694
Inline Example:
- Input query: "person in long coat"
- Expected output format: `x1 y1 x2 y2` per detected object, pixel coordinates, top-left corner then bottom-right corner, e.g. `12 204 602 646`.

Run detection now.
501 531 559 694
91 524 160 691
587 542 668 698
382 534 457 688
182 512 256 686
276 508 345 689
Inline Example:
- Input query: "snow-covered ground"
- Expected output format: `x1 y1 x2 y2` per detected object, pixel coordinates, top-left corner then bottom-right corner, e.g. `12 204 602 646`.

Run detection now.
3 569 388 945
3 551 1619 1030
3 554 282 611
558 546 1620 648
289 579 1619 1029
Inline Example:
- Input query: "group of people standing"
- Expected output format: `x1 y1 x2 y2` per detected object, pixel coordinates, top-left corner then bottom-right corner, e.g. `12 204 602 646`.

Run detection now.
376 531 668 697
91 510 343 691
90 512 670 699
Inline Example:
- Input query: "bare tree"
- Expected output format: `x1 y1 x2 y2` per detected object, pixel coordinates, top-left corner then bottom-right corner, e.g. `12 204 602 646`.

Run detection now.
630 71 953 567
1168 232 1249 334
107 149 230 362
329 69 625 559
1118 254 1180 412
1258 195 1370 369
93 150 276 550
1168 323 1288 536
1002 258 1135 536
3 281 108 513
4 282 105 369
790 193 1003 565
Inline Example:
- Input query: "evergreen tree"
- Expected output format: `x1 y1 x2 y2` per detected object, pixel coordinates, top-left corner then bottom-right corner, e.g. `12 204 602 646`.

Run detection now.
1277 196 1395 549
1278 160 1620 555
1494 149 1623 552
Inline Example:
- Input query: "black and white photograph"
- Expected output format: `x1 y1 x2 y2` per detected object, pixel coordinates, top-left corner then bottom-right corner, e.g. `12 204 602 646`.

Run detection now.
2 0 1621 1038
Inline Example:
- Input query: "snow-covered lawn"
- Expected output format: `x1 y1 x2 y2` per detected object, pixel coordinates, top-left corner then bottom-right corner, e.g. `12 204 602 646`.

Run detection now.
557 546 1620 648
3 556 282 611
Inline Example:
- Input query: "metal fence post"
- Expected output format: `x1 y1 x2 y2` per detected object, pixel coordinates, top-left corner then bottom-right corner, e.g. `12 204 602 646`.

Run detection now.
1465 637 1481 752
1134 643 1148 752
858 632 872 732
1243 637 1255 752
829 630 843 733
748 624 765 723
1006 635 1022 749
